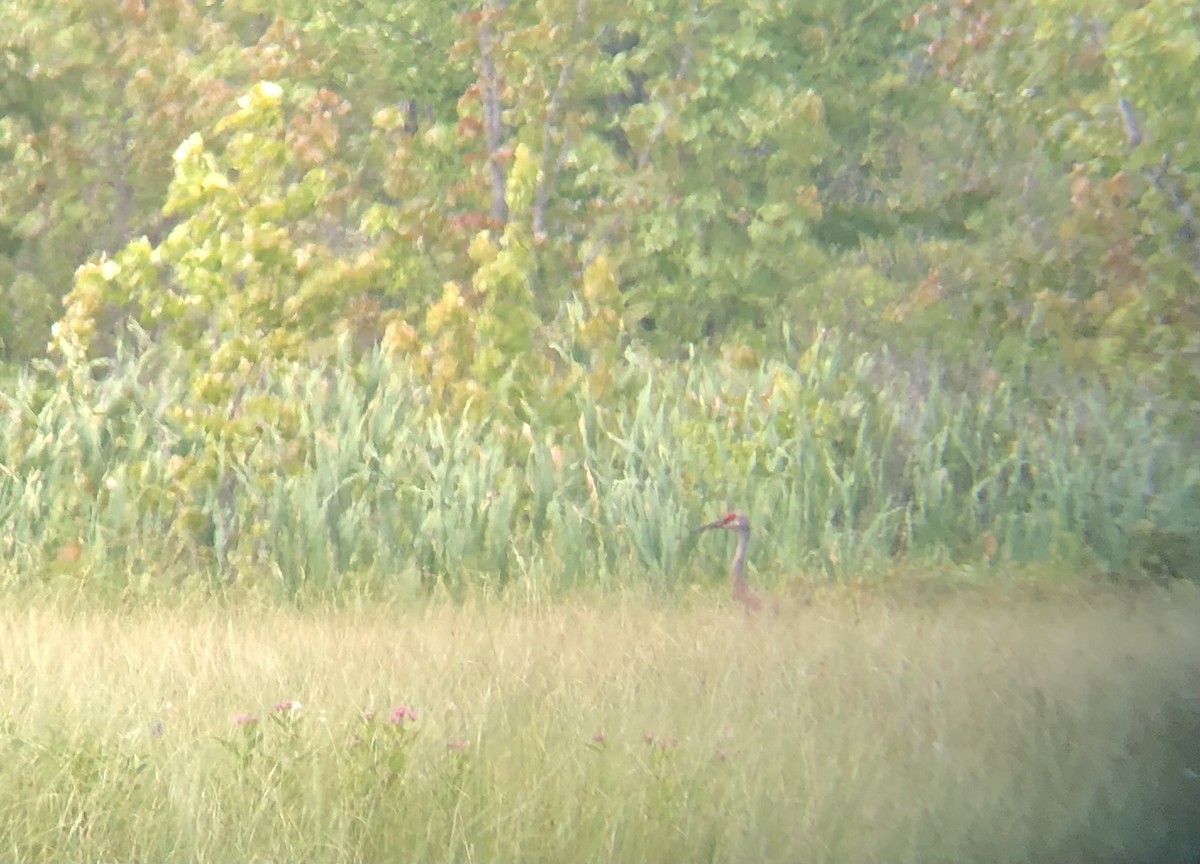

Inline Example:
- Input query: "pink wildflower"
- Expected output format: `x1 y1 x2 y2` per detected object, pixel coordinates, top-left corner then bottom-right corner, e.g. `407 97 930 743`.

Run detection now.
592 731 606 744
388 704 418 725
274 699 302 714
233 713 258 727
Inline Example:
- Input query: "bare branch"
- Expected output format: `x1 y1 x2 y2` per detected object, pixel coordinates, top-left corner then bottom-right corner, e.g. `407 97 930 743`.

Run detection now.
534 0 589 241
1118 97 1143 149
533 63 574 240
479 0 510 223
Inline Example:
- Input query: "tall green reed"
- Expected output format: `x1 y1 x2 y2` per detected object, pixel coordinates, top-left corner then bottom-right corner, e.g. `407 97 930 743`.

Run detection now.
1 335 1194 597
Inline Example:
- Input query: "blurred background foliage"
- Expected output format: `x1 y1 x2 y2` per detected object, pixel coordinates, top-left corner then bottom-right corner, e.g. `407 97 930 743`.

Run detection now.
1 0 1196 592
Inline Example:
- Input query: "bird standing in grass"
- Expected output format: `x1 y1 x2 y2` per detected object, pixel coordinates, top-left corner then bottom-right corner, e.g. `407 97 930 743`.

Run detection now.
694 511 764 612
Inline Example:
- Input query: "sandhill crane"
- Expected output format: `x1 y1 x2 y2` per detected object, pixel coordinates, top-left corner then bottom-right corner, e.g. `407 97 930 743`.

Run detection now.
694 511 764 612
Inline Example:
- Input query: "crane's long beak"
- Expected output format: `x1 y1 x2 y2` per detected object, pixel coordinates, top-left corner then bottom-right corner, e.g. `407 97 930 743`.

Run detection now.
692 518 725 533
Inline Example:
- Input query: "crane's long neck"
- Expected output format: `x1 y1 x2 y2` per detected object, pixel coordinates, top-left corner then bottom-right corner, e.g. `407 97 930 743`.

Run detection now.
730 526 751 593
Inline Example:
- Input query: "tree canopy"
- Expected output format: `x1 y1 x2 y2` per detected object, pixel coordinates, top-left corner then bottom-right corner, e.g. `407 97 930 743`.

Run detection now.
0 0 1197 586
1 0 1195 408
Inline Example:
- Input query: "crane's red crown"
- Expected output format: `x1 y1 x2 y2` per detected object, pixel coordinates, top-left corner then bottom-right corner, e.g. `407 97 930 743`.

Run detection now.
694 510 749 534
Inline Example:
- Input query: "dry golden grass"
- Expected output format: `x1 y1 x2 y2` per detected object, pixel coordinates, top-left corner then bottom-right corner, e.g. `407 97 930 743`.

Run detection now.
1 581 1198 862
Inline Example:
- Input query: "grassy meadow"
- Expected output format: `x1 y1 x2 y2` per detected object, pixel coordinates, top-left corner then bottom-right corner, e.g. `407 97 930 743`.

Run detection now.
2 340 1198 861
1 579 1198 863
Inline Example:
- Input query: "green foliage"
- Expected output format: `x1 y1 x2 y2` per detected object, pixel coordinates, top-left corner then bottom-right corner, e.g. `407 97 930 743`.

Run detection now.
2 0 1198 594
3 334 1196 595
902 0 1200 401
2 0 1195 395
0 0 284 362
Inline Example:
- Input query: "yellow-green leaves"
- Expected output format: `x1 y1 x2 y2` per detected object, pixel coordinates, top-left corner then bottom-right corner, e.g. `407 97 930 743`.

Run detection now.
504 142 540 214
215 81 285 136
